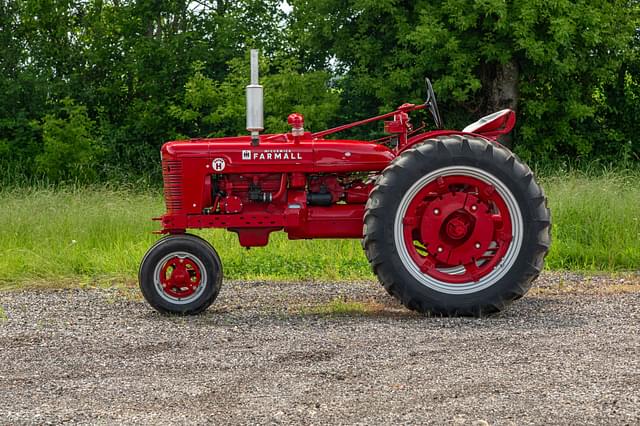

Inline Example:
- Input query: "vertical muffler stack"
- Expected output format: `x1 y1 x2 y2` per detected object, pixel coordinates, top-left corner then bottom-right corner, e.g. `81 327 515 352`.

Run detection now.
246 49 263 146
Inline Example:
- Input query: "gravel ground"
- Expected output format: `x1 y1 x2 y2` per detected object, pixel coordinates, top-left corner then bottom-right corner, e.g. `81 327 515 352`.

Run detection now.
0 272 638 425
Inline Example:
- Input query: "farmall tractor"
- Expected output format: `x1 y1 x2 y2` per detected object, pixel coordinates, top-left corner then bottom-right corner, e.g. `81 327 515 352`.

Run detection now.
139 50 551 316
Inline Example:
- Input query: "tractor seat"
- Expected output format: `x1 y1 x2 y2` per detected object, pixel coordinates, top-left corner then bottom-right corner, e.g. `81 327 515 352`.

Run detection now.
462 109 514 134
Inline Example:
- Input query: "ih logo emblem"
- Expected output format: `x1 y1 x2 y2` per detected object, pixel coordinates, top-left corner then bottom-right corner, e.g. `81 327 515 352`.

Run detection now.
211 158 226 171
242 150 251 160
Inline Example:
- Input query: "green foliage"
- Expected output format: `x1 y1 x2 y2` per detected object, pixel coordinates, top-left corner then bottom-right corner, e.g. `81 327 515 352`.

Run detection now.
170 57 340 137
0 0 638 182
263 59 341 133
0 0 286 182
36 98 103 181
289 0 640 159
169 59 251 138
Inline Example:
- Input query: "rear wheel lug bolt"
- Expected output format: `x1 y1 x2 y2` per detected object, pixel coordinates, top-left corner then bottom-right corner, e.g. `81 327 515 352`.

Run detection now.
437 247 444 253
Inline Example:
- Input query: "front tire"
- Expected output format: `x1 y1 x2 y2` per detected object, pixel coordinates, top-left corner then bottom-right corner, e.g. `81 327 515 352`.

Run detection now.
363 136 551 316
139 234 223 315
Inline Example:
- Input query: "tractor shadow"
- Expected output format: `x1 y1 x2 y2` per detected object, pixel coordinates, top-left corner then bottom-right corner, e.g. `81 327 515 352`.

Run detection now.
140 280 589 331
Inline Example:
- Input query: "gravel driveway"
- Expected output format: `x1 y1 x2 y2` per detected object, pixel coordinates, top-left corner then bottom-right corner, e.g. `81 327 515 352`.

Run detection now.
0 273 638 425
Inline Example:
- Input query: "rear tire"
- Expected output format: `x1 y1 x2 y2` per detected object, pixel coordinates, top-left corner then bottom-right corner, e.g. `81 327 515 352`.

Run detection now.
139 234 223 315
363 136 551 316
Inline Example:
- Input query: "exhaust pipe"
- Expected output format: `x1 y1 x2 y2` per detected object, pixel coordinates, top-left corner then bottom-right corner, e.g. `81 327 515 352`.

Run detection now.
246 49 263 146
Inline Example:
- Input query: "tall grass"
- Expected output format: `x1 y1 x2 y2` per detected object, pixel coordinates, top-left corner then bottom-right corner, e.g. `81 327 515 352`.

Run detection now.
540 168 640 270
0 169 638 287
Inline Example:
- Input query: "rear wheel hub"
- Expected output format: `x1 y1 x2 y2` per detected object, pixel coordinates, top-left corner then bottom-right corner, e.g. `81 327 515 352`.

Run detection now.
400 171 517 286
445 215 471 240
419 192 496 267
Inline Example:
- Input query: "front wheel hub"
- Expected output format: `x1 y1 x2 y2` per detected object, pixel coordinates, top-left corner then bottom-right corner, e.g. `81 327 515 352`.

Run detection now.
159 255 203 299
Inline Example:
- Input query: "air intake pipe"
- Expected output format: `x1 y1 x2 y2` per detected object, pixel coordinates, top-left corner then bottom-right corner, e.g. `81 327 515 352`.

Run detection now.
246 49 263 146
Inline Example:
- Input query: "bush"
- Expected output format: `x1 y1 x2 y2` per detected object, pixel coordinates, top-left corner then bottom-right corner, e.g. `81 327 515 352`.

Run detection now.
35 98 103 182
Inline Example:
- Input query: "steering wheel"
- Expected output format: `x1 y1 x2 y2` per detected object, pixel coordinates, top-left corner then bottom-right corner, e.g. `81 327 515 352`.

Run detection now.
425 78 443 129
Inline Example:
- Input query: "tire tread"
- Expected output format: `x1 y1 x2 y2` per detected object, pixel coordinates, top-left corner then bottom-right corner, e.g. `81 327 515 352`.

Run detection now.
363 136 551 316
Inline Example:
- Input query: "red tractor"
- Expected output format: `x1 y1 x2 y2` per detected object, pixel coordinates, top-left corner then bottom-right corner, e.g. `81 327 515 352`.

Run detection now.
139 50 551 316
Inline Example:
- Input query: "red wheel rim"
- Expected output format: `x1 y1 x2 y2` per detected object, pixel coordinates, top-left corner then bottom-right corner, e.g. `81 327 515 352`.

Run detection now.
401 174 513 284
158 255 203 299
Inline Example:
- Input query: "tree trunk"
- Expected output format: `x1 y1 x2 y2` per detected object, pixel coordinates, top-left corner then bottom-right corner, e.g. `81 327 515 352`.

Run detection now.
482 59 519 147
485 59 519 112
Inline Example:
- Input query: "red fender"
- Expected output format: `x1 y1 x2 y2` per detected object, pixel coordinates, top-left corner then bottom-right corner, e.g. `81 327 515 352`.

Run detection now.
402 109 516 152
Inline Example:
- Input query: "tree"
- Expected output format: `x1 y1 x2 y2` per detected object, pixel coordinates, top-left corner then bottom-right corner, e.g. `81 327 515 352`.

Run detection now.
0 0 289 180
0 0 638 184
288 0 640 159
169 55 340 138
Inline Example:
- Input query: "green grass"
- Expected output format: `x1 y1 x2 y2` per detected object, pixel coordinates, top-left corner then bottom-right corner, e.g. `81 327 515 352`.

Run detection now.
0 169 638 288
541 169 640 270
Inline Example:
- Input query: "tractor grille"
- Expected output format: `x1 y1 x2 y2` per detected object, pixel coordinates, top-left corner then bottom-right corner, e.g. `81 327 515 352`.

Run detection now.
162 159 184 213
